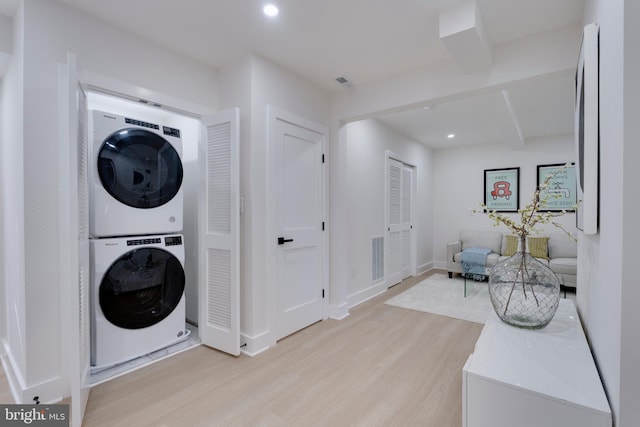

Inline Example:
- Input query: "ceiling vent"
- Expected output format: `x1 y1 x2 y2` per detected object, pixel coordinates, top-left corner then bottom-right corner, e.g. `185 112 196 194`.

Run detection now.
336 76 354 88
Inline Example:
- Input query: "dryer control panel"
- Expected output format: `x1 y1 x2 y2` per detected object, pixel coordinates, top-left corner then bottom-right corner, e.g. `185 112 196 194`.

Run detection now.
125 236 183 246
163 126 181 138
164 236 183 246
127 237 161 246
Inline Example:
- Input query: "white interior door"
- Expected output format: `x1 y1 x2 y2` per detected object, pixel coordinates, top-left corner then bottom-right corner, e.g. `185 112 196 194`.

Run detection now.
275 117 325 340
60 54 90 427
198 108 240 356
386 158 414 287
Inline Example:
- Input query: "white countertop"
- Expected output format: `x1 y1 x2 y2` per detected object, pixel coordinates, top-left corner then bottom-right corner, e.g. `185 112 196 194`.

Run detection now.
466 299 611 415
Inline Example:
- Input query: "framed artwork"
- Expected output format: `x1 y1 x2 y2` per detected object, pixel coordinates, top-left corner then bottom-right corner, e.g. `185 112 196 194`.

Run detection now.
537 163 577 212
484 167 519 212
575 22 599 234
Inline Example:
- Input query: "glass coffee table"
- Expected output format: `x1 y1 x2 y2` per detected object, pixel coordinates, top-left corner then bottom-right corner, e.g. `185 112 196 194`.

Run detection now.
463 268 490 297
464 270 565 298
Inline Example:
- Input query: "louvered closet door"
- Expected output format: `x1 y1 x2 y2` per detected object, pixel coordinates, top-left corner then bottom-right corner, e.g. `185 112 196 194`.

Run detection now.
62 54 90 427
76 76 90 418
386 158 413 287
198 109 240 356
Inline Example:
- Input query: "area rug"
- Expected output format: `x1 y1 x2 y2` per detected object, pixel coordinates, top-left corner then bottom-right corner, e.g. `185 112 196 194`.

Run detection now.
385 273 493 324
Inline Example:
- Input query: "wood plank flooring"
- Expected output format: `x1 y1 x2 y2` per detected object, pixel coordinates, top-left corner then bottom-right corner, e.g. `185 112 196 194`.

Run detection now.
0 359 13 404
3 271 484 426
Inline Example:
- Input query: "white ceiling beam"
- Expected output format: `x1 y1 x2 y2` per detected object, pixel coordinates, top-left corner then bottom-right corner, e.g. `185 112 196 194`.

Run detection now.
494 89 525 148
439 0 492 73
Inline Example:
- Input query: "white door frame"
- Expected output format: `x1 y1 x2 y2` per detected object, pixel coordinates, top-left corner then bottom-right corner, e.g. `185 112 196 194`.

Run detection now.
59 54 90 427
266 106 329 345
384 150 417 286
60 69 221 424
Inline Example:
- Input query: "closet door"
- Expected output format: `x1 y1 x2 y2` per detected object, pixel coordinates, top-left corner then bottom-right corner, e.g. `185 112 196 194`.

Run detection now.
385 158 414 287
61 54 90 427
198 108 240 356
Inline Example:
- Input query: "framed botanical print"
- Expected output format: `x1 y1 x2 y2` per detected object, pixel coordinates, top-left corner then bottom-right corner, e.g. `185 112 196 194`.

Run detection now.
484 167 519 212
537 163 577 212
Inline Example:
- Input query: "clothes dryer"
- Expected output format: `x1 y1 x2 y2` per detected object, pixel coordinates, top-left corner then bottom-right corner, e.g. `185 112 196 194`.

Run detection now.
90 234 186 370
89 110 183 237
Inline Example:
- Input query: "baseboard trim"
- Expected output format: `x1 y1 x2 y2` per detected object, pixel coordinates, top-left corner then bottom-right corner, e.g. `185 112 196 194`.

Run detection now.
432 260 447 271
347 281 387 309
240 331 272 357
418 261 435 275
1 341 22 404
329 302 350 320
1 340 62 404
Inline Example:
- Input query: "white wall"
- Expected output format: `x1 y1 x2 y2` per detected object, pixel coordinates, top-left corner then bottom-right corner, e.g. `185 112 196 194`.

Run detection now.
3 0 331 397
253 54 330 351
219 53 331 353
1 0 26 392
432 135 578 265
579 1 640 425
28 4 218 107
329 24 583 319
2 0 220 403
344 119 433 306
619 0 640 423
0 78 4 354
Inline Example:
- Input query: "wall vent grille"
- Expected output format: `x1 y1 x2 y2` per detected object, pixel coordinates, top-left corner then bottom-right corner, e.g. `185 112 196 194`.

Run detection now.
372 236 384 281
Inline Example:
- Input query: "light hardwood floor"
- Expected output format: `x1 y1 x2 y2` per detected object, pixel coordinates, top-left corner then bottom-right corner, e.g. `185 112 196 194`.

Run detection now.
0 360 13 404
3 271 484 426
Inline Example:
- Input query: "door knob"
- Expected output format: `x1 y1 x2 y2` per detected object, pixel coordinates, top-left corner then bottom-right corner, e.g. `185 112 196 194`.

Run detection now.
277 237 294 245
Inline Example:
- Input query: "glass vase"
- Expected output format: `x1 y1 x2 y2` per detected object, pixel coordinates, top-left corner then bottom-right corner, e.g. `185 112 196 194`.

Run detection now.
488 241 561 329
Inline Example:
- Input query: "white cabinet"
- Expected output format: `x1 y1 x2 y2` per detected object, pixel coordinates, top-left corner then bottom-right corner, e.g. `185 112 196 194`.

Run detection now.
463 299 611 427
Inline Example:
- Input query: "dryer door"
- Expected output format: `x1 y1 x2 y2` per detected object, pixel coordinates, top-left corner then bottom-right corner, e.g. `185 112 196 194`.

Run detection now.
99 247 185 329
97 128 183 209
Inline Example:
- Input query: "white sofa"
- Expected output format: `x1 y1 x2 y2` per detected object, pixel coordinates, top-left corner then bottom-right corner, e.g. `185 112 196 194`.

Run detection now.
446 229 577 289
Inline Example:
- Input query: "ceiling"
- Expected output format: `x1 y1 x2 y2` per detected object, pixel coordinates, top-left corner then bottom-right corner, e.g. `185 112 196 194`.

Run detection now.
377 71 576 149
0 0 584 148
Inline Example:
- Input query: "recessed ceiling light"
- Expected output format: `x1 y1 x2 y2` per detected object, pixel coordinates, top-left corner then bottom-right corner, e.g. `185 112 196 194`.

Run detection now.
447 133 455 139
263 4 279 17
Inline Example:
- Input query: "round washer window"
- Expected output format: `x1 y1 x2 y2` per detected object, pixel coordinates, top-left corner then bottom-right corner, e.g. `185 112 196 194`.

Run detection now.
98 128 183 209
99 247 185 329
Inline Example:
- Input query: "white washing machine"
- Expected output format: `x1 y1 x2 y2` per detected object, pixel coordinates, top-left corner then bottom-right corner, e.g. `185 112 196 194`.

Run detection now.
91 234 187 370
89 110 184 237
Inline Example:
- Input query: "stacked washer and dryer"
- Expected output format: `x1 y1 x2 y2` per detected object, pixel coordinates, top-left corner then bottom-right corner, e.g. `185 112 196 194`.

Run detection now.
89 110 187 371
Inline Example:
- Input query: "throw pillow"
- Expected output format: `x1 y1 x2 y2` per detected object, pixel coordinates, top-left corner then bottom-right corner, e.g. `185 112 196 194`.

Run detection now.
503 235 519 257
528 236 549 259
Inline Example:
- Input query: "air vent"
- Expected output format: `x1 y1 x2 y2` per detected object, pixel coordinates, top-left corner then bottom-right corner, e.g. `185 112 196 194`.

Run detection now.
372 236 384 281
336 76 354 88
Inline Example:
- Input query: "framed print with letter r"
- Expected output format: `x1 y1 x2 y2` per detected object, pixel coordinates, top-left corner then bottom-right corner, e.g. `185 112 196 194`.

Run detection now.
484 167 519 212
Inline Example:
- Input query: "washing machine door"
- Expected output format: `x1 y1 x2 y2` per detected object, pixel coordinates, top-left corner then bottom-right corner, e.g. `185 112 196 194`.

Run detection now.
98 128 183 209
99 247 185 329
